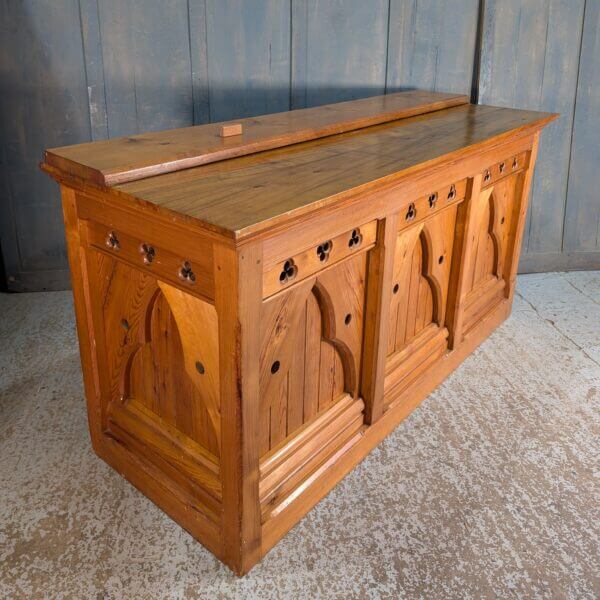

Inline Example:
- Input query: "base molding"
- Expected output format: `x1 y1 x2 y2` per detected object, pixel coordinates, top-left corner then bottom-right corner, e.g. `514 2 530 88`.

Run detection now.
519 251 600 274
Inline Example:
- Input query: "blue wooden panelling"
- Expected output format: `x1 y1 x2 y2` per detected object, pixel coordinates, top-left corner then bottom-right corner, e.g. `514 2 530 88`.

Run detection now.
564 0 600 254
387 0 479 95
205 0 291 121
1 0 599 290
291 0 389 109
80 0 109 140
0 0 91 290
188 0 210 124
95 0 194 137
479 0 586 268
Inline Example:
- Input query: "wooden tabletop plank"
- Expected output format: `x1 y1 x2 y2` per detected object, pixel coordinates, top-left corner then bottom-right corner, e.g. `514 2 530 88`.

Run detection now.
115 104 555 238
44 90 468 186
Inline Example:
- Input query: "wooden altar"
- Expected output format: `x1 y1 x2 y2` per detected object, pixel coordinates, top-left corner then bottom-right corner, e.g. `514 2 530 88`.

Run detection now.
42 90 555 574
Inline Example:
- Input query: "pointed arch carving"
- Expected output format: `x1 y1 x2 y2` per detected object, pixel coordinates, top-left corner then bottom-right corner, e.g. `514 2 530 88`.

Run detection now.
487 190 501 278
258 252 367 455
418 227 442 325
117 281 221 452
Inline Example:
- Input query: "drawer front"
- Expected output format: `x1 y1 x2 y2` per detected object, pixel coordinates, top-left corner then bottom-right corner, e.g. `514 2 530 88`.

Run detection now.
396 178 467 234
86 218 214 301
481 151 528 188
263 220 377 298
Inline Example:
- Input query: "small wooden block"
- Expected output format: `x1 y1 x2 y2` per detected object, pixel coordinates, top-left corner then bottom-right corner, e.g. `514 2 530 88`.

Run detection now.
220 123 243 138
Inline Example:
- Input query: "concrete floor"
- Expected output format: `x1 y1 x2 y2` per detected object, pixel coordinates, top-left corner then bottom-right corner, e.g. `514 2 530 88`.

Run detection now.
1 272 599 599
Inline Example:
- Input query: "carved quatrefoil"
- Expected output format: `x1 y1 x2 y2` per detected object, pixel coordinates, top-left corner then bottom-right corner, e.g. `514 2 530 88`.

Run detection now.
140 243 155 265
348 229 363 248
179 260 196 283
105 231 120 251
279 259 297 284
316 240 332 262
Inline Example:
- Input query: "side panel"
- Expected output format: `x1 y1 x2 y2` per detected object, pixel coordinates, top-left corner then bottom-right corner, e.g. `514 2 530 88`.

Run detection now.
63 188 224 560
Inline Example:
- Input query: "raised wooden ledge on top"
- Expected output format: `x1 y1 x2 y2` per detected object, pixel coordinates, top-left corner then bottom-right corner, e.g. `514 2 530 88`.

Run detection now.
41 90 556 576
44 90 468 187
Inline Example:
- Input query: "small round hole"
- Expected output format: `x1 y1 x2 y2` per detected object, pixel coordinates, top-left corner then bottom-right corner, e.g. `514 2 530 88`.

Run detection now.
271 361 280 374
393 283 399 294
438 255 444 265
344 313 352 325
121 318 130 330
195 361 205 375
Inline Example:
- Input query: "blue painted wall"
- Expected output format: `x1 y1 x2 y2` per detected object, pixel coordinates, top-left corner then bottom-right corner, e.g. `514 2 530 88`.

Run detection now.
0 0 597 291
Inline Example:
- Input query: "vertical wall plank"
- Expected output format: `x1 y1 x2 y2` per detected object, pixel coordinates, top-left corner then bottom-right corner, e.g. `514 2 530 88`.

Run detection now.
479 0 585 264
0 0 91 290
1 0 599 290
291 0 389 109
205 0 291 121
564 0 600 253
80 0 109 140
97 0 194 137
188 0 210 124
386 0 479 95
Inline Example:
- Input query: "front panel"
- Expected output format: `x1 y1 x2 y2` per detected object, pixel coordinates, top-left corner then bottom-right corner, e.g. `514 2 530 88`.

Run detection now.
258 247 370 522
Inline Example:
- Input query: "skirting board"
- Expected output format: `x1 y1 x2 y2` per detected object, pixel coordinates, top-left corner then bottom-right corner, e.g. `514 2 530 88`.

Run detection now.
519 251 600 274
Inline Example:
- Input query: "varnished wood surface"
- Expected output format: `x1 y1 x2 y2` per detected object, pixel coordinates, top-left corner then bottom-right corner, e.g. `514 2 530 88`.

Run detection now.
45 93 553 576
112 104 554 239
45 90 468 186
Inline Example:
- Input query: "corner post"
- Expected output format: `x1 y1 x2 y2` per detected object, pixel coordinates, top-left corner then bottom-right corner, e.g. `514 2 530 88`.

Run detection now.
505 132 540 302
361 214 398 424
214 239 262 575
60 185 104 449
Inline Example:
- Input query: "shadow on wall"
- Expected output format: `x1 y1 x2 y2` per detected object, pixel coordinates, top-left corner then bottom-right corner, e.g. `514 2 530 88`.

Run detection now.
0 3 419 292
0 1 92 291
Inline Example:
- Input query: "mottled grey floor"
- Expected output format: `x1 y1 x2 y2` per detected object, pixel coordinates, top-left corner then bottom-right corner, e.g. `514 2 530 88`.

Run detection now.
1 272 599 600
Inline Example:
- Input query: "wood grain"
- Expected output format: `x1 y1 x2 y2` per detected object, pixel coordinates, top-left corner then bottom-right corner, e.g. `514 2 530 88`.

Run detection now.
44 90 468 186
111 103 554 238
44 93 552 576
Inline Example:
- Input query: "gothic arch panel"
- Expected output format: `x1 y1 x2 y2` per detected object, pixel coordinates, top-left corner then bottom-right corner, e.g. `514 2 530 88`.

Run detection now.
258 253 367 456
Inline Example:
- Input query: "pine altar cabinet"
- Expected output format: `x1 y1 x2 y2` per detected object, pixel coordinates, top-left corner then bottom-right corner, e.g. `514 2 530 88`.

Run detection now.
42 91 555 575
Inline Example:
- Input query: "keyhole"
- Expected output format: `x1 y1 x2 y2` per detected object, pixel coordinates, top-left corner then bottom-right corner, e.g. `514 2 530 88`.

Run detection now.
195 361 205 375
428 193 438 208
393 283 399 294
438 255 444 265
271 360 280 374
121 318 130 330
405 203 416 221
344 313 352 325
